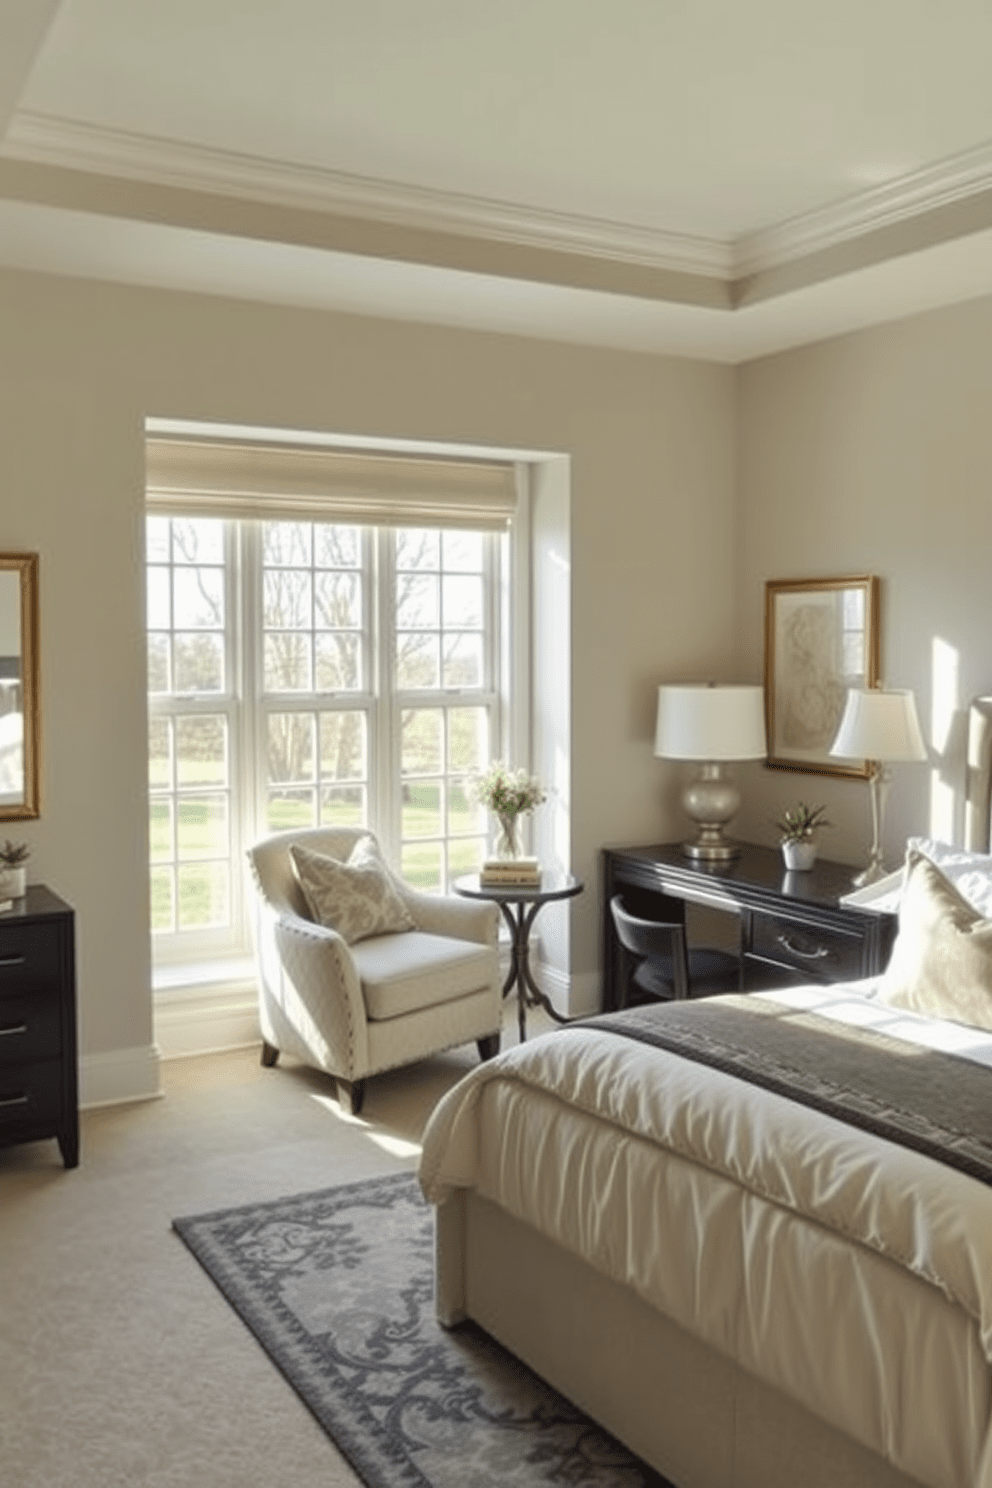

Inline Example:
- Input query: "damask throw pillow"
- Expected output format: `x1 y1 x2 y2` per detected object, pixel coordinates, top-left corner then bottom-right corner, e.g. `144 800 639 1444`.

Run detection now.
290 837 415 944
878 850 992 1031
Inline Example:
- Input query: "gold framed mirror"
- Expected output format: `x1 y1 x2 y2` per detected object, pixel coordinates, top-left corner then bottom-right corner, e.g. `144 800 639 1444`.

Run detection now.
0 553 40 819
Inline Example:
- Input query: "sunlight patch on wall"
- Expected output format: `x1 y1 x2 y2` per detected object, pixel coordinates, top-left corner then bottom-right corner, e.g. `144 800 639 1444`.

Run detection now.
929 636 959 840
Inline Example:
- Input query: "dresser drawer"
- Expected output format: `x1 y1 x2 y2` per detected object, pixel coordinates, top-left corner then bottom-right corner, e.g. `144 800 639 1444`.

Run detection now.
0 922 62 997
748 911 866 983
0 990 62 1064
0 1059 63 1134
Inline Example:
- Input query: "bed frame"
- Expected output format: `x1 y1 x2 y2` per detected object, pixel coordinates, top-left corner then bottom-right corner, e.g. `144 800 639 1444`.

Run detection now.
434 697 992 1488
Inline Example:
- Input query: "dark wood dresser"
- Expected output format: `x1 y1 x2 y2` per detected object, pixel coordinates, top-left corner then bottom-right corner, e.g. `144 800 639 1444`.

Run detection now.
0 886 78 1168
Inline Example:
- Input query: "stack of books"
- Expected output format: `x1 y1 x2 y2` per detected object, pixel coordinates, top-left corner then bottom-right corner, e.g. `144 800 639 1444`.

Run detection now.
479 856 542 888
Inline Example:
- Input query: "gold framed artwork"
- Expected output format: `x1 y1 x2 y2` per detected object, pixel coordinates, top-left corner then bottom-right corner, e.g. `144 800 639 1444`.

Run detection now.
764 575 879 778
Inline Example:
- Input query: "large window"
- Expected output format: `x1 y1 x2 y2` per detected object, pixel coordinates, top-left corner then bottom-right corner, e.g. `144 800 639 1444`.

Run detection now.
147 511 508 963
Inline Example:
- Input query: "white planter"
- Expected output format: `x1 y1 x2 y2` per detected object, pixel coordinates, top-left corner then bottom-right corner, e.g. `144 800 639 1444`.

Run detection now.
781 840 817 871
0 866 26 899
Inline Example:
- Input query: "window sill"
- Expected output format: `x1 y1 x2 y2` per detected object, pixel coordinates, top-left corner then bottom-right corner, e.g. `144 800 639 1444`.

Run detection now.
153 955 256 998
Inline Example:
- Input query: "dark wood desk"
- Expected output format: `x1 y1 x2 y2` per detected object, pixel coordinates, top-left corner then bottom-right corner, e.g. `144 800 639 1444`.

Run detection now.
602 842 897 1012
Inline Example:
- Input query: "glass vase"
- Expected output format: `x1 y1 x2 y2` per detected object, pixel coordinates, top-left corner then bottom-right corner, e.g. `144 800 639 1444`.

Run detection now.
495 811 522 860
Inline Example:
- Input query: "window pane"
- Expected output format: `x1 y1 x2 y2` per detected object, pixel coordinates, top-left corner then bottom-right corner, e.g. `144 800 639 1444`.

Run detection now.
315 571 360 628
149 797 172 862
443 634 482 688
396 632 439 689
447 778 486 836
174 634 224 693
266 788 316 832
442 575 482 628
442 530 483 570
316 633 362 691
315 525 361 568
147 567 171 628
267 713 315 783
264 569 311 629
396 528 439 570
173 517 224 564
173 567 224 629
177 794 229 859
448 837 485 879
263 522 311 566
396 573 438 628
177 862 229 930
448 708 488 773
402 709 443 775
150 866 175 932
402 840 441 892
403 780 441 839
320 785 366 828
319 711 366 781
146 516 170 563
148 634 171 694
264 633 311 691
148 717 173 788
176 715 227 787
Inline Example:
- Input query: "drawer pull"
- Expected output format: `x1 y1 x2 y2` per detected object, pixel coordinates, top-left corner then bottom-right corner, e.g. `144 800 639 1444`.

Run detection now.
0 1023 28 1037
0 954 26 967
0 1093 29 1109
776 933 835 962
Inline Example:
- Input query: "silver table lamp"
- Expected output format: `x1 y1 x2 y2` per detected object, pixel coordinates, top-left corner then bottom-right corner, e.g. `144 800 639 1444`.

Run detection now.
829 687 927 885
655 684 768 862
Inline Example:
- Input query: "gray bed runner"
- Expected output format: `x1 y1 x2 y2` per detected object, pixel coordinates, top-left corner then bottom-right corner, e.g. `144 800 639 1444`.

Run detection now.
581 996 992 1187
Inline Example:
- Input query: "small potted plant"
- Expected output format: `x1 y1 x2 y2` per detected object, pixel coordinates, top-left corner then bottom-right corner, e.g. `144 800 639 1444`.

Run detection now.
0 839 30 899
775 803 831 871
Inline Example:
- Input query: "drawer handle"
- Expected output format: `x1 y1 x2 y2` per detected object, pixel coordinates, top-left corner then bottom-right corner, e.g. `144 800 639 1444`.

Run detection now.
775 933 835 962
0 1093 29 1109
0 954 26 967
0 1024 28 1037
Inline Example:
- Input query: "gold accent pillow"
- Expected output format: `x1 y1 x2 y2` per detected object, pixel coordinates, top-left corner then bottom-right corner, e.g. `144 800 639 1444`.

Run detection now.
290 837 415 945
878 850 992 1031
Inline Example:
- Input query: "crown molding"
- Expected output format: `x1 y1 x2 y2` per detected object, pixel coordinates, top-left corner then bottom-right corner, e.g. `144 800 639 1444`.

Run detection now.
736 139 992 275
0 110 731 278
5 109 992 293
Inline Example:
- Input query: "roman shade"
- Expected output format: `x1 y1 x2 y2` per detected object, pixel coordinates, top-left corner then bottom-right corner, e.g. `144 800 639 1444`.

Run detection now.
146 436 519 531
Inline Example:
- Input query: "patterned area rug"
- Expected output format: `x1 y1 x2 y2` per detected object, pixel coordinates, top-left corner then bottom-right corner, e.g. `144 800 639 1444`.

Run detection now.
174 1171 671 1488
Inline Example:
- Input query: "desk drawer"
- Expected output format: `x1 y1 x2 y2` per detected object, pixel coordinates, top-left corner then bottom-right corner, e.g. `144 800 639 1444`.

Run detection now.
748 912 865 983
0 1059 63 1134
0 990 61 1064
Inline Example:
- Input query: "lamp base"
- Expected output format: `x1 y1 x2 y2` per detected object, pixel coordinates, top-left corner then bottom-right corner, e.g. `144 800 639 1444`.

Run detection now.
680 764 743 864
682 832 741 863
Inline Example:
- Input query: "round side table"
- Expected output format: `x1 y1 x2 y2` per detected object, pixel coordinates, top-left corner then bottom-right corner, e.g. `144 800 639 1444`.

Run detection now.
453 871 584 1041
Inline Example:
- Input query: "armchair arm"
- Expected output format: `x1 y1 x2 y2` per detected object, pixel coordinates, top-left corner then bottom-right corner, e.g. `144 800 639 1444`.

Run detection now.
399 884 499 947
268 913 370 1076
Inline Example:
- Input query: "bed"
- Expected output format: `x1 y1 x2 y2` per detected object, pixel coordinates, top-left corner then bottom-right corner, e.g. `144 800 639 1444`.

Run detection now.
418 697 992 1488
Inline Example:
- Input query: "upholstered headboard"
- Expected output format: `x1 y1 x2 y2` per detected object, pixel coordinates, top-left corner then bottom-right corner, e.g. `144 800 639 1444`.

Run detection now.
965 697 992 853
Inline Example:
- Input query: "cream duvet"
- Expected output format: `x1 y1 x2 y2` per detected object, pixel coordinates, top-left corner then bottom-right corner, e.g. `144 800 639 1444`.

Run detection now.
419 984 992 1488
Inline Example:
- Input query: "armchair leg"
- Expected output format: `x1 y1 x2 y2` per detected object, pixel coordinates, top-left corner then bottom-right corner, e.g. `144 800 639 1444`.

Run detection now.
477 1033 501 1062
261 1040 280 1068
336 1077 366 1116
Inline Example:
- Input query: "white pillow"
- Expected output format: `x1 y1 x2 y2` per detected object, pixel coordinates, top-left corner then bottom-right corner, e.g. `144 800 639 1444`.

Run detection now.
877 850 992 1031
290 837 415 944
907 836 992 917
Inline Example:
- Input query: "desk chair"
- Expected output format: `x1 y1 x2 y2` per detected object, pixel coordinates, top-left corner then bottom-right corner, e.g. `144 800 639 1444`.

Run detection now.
610 895 741 1006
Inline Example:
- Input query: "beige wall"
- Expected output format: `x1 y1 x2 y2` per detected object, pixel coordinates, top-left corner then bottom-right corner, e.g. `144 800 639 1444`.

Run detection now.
0 267 736 1092
736 296 992 864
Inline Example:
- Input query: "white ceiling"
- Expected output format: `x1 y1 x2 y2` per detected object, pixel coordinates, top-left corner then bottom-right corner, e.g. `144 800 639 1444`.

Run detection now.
3 0 992 362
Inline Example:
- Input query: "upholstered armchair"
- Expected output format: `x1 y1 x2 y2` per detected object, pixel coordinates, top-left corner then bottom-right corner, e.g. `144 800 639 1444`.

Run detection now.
247 826 502 1113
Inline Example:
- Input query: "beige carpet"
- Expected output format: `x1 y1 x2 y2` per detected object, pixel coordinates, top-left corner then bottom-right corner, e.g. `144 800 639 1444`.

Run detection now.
0 1012 546 1488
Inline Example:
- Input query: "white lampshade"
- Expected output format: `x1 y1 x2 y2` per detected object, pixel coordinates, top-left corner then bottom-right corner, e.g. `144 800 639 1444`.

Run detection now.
830 688 927 763
655 684 767 762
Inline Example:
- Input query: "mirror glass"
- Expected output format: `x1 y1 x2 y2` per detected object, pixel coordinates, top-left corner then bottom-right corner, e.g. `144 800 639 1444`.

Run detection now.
0 554 40 819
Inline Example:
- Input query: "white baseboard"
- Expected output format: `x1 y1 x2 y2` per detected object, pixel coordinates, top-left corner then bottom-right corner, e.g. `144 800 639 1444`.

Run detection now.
154 977 261 1060
79 1044 162 1108
563 966 601 1017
